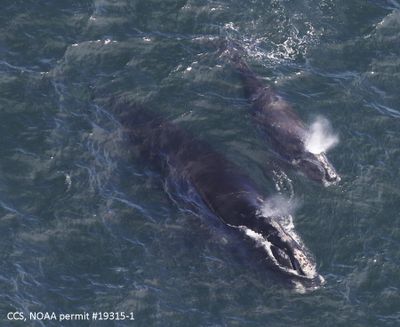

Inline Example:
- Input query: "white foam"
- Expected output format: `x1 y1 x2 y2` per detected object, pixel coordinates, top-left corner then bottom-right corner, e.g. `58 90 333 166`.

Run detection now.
240 21 318 66
224 22 240 32
292 274 325 293
65 173 72 191
305 116 339 154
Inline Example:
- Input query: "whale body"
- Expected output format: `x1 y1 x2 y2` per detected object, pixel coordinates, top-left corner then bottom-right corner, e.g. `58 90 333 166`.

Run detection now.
114 102 323 283
224 42 340 185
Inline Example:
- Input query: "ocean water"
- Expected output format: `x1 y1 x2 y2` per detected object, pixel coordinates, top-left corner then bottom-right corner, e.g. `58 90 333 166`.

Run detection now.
1 0 400 326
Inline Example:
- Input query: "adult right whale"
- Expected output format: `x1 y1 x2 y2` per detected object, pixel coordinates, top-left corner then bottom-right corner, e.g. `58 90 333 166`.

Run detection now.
112 100 323 286
223 41 340 185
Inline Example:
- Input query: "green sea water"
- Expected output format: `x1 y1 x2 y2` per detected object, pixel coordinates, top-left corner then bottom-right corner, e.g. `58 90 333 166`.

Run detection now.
1 0 400 326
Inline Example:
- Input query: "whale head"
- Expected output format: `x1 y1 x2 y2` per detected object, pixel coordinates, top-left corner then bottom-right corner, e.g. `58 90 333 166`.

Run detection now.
240 217 324 285
294 151 340 186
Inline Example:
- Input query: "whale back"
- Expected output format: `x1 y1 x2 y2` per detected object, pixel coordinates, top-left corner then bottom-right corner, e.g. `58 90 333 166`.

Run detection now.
115 102 262 226
253 95 307 159
224 42 307 157
224 41 340 184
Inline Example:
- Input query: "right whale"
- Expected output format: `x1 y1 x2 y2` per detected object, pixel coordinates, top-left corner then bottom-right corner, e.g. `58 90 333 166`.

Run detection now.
224 42 340 185
112 101 323 286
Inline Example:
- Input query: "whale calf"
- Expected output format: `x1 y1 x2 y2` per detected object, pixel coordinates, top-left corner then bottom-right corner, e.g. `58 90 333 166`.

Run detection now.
223 41 340 185
114 101 323 284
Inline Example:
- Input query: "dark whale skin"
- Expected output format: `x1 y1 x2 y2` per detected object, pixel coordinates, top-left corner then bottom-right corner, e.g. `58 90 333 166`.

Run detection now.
224 41 340 185
114 103 322 283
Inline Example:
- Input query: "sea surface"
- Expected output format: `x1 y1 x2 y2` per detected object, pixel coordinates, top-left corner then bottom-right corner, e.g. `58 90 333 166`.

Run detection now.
1 0 400 326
